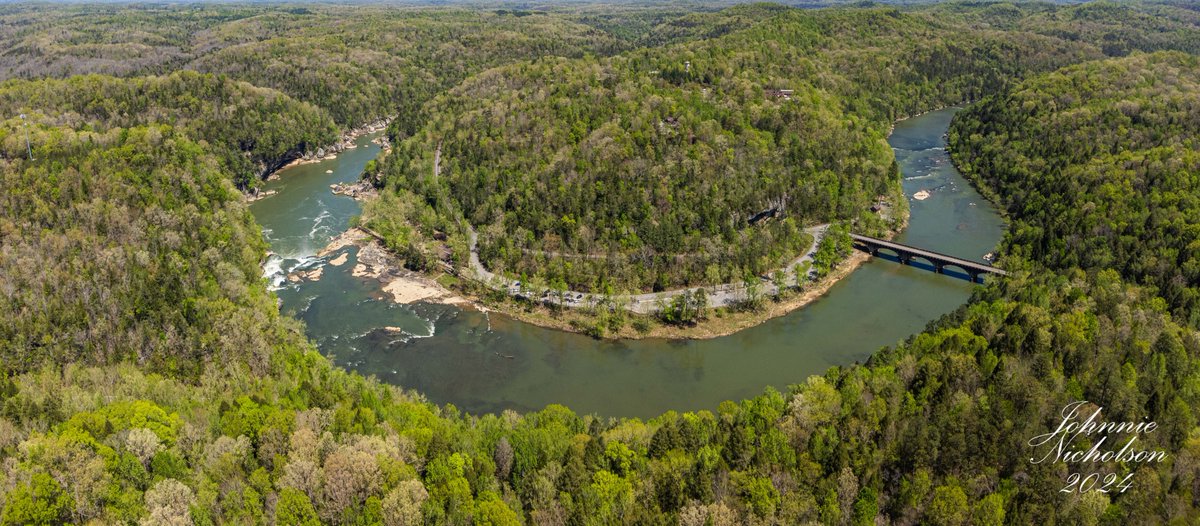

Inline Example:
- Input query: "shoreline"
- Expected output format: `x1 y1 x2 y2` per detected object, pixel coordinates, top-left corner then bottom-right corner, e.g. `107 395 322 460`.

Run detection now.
244 117 392 202
472 248 875 340
326 210 905 340
313 229 470 307
294 107 947 340
272 118 390 179
313 225 876 340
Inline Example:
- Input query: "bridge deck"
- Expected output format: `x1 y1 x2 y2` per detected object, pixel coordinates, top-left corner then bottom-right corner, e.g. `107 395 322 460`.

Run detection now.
850 234 1006 275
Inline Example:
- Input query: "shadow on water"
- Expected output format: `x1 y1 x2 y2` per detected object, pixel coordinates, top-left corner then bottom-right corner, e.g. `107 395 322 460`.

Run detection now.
859 251 980 283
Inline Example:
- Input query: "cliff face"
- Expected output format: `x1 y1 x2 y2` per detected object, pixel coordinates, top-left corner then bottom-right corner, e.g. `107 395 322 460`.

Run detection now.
255 154 299 181
254 117 393 182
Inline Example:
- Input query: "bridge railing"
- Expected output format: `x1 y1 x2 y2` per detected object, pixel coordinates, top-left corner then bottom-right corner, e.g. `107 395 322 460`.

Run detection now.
850 233 1005 276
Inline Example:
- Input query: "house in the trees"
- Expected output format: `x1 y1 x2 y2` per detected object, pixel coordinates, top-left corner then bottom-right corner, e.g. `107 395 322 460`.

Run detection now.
765 88 794 100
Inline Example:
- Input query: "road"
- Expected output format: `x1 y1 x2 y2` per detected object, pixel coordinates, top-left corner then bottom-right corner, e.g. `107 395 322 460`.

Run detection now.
466 225 829 314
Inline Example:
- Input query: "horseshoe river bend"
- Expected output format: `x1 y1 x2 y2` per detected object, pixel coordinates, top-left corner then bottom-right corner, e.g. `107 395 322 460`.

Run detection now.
249 108 1005 418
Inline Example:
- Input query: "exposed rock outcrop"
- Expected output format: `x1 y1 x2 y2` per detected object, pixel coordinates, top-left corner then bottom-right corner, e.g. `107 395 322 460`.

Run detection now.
257 116 394 183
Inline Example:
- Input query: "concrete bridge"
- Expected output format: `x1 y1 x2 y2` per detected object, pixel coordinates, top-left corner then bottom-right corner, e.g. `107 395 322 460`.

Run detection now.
850 234 1006 283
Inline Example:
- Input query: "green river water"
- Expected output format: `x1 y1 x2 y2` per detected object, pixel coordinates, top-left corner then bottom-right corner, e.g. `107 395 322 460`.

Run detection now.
250 108 1004 418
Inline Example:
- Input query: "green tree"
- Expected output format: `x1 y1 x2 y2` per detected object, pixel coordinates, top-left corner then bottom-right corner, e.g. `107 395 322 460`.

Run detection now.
0 473 73 525
971 494 1005 526
474 493 521 526
927 485 968 526
276 488 321 526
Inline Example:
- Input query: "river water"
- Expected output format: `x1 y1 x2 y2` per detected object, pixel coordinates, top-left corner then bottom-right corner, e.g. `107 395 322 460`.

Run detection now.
250 108 1004 418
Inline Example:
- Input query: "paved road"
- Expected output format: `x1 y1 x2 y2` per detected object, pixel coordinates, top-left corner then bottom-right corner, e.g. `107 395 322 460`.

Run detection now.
466 225 829 314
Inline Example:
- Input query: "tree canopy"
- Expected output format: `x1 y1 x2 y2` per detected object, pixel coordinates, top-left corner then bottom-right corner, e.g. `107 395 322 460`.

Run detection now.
367 5 1104 292
951 51 1200 327
1 2 1200 524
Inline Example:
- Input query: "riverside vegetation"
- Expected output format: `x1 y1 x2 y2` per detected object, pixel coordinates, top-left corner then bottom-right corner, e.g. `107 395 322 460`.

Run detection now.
362 3 1098 293
1 1 1199 524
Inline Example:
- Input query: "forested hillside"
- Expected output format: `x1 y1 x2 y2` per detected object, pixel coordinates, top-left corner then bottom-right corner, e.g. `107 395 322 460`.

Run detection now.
0 5 628 130
0 72 337 188
1 2 1200 524
370 50 896 293
926 0 1200 56
950 51 1200 328
0 88 320 376
366 5 1098 292
4 53 1200 519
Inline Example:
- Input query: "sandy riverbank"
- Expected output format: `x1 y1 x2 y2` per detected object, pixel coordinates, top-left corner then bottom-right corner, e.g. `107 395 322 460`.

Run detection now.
331 205 905 339
269 155 333 177
326 177 906 339
323 229 469 306
476 249 873 340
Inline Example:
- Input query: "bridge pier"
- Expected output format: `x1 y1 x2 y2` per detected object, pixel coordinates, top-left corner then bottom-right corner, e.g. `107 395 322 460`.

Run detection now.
849 233 1006 284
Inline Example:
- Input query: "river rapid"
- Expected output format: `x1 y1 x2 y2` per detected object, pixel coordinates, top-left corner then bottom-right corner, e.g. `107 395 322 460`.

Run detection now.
250 108 1004 418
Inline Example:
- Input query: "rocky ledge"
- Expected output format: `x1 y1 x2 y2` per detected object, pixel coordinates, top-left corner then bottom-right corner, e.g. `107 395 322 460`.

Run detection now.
259 117 394 181
331 180 376 199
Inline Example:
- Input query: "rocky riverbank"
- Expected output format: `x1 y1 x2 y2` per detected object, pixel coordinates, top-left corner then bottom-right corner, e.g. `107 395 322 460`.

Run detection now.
245 118 390 203
317 228 468 306
333 182 906 339
269 118 392 179
331 180 375 199
244 188 277 203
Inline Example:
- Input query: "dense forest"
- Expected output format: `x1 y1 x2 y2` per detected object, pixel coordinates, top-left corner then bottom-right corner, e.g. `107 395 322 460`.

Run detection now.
0 72 337 188
0 4 638 191
0 91 318 376
7 260 1195 524
924 1 1200 56
950 51 1200 328
0 1 1199 524
365 1 1156 292
0 4 627 130
368 46 900 293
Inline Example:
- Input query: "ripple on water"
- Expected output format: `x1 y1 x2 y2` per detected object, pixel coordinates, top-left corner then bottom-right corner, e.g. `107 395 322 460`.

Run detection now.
309 208 334 240
253 112 1005 418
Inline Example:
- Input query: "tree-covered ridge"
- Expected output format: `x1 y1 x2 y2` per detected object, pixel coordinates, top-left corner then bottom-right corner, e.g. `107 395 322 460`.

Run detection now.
670 7 1099 124
641 1 1200 121
557 3 712 45
925 0 1200 57
0 3 270 78
368 6 1101 293
3 1 1197 133
633 3 795 47
6 1 1194 143
0 71 337 188
191 8 627 129
374 52 895 293
0 4 630 129
1 266 1196 524
0 120 310 379
950 51 1200 327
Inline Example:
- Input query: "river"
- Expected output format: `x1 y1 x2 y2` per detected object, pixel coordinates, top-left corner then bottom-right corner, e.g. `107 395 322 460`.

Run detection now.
250 108 1004 418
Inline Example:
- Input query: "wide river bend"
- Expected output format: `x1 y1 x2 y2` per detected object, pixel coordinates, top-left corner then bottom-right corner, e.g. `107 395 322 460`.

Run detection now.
250 108 1004 418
